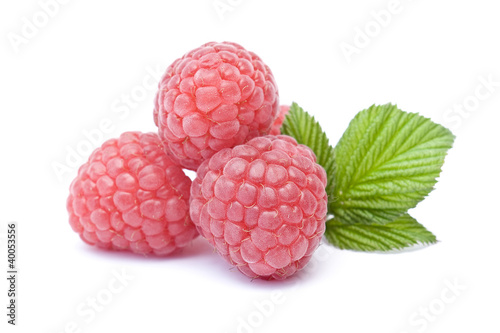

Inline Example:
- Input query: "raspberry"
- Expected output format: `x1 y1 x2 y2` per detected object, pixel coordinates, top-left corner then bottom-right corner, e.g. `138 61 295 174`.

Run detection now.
67 132 198 256
154 41 280 170
189 135 328 279
269 105 290 135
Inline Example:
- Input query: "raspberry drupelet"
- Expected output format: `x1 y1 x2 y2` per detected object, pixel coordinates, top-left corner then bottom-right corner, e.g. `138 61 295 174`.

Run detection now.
269 105 290 135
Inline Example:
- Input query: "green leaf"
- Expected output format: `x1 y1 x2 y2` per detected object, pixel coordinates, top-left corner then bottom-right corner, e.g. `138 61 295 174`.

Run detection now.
281 102 335 199
330 104 455 225
324 213 437 251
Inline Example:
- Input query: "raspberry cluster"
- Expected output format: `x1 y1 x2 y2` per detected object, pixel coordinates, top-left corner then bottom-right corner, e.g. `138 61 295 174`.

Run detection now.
67 132 197 255
154 41 279 170
190 135 327 279
67 42 328 280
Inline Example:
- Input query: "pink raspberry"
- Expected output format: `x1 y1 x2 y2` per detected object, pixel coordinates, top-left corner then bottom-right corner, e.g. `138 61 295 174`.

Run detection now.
189 135 328 280
154 41 280 170
67 132 198 256
269 105 290 135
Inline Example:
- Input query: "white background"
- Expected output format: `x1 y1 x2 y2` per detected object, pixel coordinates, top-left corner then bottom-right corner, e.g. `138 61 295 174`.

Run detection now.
1 0 499 332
